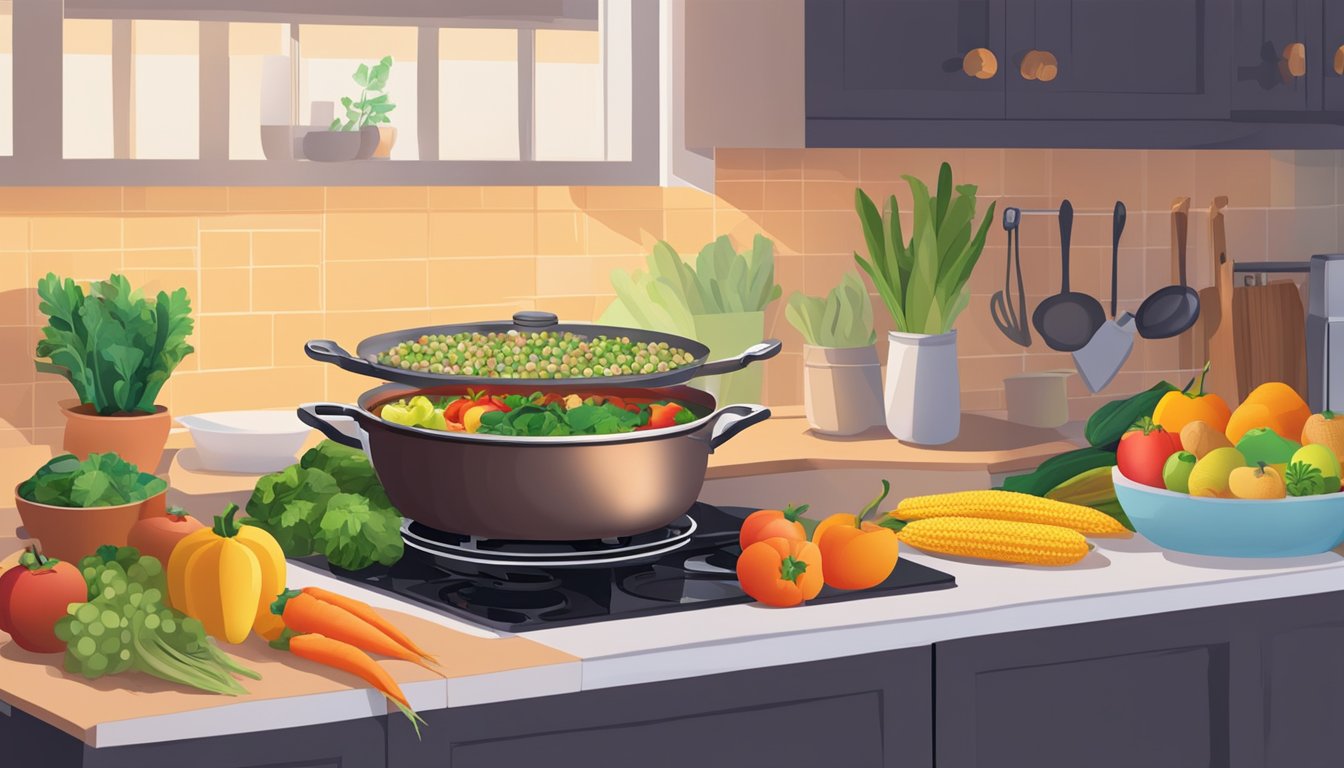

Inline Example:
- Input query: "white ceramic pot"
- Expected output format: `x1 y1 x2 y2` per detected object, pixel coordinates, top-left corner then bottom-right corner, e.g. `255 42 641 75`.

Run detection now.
884 330 960 445
803 344 884 435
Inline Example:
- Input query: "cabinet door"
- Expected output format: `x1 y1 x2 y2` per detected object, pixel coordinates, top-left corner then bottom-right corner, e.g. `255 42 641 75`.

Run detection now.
1323 3 1344 110
391 648 933 768
935 607 1259 768
1232 0 1323 112
1005 0 1231 119
806 0 1006 120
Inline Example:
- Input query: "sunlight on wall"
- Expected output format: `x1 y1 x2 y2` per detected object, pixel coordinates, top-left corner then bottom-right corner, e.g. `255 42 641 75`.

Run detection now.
439 28 519 160
535 30 602 161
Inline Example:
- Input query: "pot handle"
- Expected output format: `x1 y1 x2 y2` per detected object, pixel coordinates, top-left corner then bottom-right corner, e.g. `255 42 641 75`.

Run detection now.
694 339 782 378
296 403 363 449
305 339 384 379
701 404 771 452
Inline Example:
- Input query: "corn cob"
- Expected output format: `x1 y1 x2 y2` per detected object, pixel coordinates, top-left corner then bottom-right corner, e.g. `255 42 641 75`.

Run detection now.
888 517 1089 566
893 489 1130 536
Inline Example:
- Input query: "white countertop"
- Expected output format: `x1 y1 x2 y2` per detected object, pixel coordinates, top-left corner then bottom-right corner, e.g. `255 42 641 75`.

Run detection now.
516 536 1344 691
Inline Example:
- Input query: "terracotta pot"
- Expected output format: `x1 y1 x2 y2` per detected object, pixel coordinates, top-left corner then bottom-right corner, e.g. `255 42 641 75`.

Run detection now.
14 488 166 562
61 401 172 473
373 125 397 159
803 344 885 436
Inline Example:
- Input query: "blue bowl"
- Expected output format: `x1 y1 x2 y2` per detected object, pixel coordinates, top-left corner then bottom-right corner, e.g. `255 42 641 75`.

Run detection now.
1112 467 1344 558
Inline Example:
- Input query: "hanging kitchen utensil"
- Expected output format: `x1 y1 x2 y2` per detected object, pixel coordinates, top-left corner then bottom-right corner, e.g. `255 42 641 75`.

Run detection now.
305 311 782 391
1072 202 1135 392
990 207 1031 347
1200 196 1240 406
1032 200 1106 352
1135 197 1200 339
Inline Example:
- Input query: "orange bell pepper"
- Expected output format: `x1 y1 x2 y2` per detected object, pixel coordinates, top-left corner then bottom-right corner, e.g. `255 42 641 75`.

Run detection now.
736 538 824 608
647 402 685 430
739 504 809 550
1152 362 1232 435
815 481 901 591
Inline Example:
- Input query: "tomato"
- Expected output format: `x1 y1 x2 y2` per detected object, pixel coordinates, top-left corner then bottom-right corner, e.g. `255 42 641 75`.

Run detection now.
443 398 471 425
605 395 628 411
647 403 685 430
0 547 88 654
127 508 205 567
739 504 809 550
1117 417 1184 488
736 538 824 608
490 395 513 413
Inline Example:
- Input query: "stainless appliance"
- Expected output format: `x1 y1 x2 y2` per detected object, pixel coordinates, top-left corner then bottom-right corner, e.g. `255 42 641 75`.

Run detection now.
1307 254 1344 412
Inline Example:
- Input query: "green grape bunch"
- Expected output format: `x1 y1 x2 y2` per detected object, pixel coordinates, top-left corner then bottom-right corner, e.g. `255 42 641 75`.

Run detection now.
53 545 259 695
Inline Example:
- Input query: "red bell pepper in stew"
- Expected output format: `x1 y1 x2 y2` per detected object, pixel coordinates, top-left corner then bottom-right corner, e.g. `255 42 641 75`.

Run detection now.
1117 417 1183 488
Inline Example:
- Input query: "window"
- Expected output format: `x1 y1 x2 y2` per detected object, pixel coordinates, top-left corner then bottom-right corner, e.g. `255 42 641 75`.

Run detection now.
62 19 113 158
0 2 11 157
228 22 287 160
439 28 519 161
133 20 199 159
300 24 418 159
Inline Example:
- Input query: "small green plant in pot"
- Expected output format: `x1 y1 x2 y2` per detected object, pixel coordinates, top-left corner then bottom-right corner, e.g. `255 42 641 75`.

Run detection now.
602 234 782 404
854 162 995 445
35 273 194 472
786 272 883 436
307 56 398 161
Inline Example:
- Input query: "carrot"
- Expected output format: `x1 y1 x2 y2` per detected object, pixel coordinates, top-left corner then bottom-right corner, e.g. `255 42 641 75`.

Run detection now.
299 586 437 664
280 632 425 735
274 590 441 676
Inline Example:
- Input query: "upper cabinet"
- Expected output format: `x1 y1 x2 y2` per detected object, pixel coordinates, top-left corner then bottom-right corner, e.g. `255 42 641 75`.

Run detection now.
1232 0 1322 112
804 0 1344 148
805 0 1005 120
1005 0 1229 120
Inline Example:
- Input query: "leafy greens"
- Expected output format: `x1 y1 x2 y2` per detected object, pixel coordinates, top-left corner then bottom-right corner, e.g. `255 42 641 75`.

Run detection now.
18 453 167 507
243 440 403 570
785 271 878 348
35 273 194 415
476 400 690 437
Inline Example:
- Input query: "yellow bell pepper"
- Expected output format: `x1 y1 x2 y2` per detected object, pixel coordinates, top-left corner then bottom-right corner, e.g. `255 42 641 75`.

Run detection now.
166 504 287 644
1152 362 1232 435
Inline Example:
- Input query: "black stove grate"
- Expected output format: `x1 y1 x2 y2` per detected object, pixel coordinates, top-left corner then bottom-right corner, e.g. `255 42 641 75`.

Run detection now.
295 503 956 632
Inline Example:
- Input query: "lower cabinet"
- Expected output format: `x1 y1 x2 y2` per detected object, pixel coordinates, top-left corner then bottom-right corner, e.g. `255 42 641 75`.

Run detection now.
935 590 1344 768
388 648 933 768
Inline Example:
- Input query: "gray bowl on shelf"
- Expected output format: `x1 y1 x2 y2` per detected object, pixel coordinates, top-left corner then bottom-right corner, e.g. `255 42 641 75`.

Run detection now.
303 126 380 162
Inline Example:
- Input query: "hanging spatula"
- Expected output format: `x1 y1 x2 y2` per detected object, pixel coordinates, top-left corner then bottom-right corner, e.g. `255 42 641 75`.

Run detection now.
1073 202 1135 392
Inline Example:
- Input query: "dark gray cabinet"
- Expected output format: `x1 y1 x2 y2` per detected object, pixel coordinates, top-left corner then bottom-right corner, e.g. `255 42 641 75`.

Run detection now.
805 0 1006 120
1232 0 1323 112
389 647 934 768
1323 4 1344 110
934 590 1344 768
1005 0 1230 120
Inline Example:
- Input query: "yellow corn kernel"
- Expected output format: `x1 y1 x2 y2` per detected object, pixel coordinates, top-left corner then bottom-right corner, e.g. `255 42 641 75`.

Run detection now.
891 517 1089 566
894 490 1129 536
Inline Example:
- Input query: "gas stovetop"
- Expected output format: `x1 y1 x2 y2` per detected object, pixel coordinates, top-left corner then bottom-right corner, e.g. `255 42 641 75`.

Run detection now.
295 503 956 632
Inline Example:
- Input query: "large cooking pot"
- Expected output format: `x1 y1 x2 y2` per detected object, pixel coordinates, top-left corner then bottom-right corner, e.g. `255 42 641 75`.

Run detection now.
304 310 782 390
296 383 769 541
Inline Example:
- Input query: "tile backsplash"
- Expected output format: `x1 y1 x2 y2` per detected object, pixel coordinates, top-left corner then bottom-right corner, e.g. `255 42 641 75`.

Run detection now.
0 148 1339 448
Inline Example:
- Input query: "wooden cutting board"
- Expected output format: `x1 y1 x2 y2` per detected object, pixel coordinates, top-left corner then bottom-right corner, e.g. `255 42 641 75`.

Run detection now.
1190 197 1241 406
1233 280 1308 400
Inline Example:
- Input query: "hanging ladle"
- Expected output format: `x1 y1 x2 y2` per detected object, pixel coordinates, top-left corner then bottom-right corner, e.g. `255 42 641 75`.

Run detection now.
1032 200 1106 352
1135 197 1200 339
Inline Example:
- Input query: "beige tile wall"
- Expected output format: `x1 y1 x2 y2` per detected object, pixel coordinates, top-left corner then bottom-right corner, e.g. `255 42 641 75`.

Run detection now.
0 147 1338 447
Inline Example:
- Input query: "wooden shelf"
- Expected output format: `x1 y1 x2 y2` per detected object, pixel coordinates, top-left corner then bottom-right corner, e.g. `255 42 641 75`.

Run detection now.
62 0 599 28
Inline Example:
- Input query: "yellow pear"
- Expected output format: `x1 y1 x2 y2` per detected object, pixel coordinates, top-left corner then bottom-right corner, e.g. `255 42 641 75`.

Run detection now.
1228 462 1286 500
1187 447 1246 498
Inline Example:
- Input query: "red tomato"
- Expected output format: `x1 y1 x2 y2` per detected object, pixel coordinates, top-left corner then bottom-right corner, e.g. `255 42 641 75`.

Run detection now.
443 398 471 424
1117 417 1183 488
127 509 205 567
0 548 88 654
489 395 513 413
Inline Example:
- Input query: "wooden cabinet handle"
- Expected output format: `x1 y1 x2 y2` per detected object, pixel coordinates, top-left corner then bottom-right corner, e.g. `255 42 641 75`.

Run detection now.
1019 50 1059 82
962 48 998 79
1282 42 1306 78
1334 45 1344 76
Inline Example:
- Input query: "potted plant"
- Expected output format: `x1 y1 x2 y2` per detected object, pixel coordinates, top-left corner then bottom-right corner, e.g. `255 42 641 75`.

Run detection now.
35 273 194 471
785 272 882 435
601 234 781 404
854 163 995 445
304 56 397 162
14 453 169 562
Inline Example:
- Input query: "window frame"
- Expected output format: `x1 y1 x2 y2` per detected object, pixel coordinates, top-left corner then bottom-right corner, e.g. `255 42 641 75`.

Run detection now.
0 0 659 185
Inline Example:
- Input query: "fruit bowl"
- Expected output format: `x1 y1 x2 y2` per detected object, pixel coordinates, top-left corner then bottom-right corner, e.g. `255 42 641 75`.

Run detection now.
1112 467 1344 558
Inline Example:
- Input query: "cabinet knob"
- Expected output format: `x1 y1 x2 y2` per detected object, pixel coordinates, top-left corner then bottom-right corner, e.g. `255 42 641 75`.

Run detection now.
1020 50 1059 82
1282 42 1307 78
962 48 998 79
1334 45 1344 76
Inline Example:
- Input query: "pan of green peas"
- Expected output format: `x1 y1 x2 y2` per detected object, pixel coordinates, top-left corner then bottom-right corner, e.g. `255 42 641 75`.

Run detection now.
306 311 781 390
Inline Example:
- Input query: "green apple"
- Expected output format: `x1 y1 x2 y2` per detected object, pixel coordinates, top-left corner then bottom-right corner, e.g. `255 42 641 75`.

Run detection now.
1290 444 1342 494
1162 451 1197 494
1235 427 1301 473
